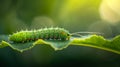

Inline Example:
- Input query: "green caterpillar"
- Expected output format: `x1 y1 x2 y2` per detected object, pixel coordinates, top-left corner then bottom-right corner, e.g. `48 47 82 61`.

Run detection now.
9 28 70 43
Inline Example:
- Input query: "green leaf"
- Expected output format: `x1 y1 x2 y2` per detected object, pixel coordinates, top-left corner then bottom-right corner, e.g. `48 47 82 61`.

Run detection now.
0 41 9 48
0 35 9 48
0 35 71 52
0 40 70 52
34 39 71 50
71 35 120 54
1 34 120 54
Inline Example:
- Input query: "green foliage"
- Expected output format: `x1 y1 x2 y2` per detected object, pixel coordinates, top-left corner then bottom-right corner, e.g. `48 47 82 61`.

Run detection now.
1 35 120 54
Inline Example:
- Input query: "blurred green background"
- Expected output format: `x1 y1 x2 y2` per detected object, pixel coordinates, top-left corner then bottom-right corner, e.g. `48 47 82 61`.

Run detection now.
0 0 120 67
